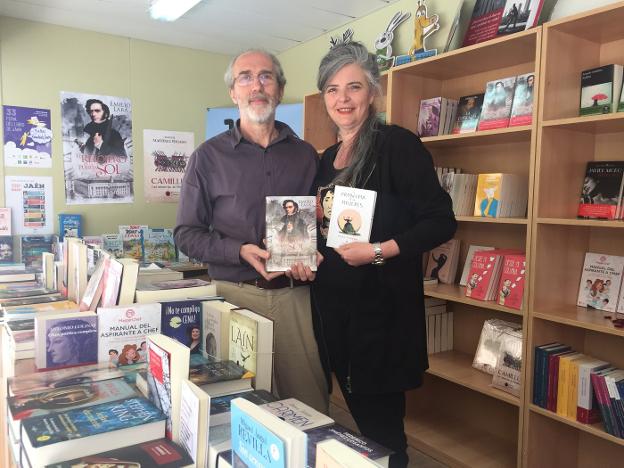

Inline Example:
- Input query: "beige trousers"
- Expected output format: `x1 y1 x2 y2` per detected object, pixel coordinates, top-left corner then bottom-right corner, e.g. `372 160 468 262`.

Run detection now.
215 280 329 414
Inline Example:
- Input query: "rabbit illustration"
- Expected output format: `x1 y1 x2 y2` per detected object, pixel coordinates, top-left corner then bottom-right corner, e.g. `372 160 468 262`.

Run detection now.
374 11 411 70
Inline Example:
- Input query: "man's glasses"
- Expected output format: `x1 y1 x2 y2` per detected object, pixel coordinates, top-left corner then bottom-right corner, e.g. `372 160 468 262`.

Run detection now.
235 72 275 87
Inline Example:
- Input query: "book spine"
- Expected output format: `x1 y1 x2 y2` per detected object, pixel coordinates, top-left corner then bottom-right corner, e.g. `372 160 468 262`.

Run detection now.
567 362 581 419
591 372 615 436
533 347 544 407
577 365 600 424
547 354 561 412
606 377 624 438
556 358 570 416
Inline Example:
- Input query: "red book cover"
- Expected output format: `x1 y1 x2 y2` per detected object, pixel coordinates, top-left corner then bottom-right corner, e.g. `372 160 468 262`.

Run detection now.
465 250 499 300
547 351 575 412
590 371 615 435
496 254 526 309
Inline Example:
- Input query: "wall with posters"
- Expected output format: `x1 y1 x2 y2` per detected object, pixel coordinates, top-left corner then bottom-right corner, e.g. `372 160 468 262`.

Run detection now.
0 17 232 235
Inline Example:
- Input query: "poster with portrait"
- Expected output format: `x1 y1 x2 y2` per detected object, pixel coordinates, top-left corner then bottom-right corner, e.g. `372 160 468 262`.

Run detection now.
4 175 54 235
143 129 194 203
3 105 53 168
60 91 133 205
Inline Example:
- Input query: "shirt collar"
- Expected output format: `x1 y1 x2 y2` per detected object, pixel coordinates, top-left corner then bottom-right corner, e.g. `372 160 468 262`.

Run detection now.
229 119 296 148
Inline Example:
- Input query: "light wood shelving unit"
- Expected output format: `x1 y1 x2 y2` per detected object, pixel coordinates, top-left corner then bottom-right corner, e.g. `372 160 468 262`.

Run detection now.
524 2 624 466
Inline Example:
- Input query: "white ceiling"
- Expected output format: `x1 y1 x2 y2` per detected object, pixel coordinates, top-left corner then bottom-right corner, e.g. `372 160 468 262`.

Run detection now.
0 0 400 55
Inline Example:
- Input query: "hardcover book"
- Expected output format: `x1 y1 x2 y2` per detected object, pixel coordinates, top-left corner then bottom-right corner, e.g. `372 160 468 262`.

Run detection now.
265 195 317 272
20 397 165 467
326 185 377 248
424 239 461 284
465 250 502 300
451 94 484 134
119 224 148 261
45 438 193 468
577 161 624 220
97 302 161 365
509 72 535 126
580 64 624 115
576 252 624 312
496 254 526 310
478 76 517 130
34 311 98 370
577 359 610 423
57 213 81 240
161 299 202 352
144 228 177 263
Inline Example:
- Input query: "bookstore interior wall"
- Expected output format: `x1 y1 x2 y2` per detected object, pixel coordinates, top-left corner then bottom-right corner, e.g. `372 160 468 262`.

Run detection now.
0 17 232 235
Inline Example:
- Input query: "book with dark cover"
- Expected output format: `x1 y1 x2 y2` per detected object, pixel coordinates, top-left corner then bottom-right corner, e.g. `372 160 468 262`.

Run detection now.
577 161 624 220
546 350 575 412
591 369 619 437
305 423 393 468
57 214 82 241
451 94 484 134
45 438 193 468
160 299 202 351
21 235 57 269
580 64 624 115
189 359 249 386
210 389 276 426
21 397 164 447
532 343 570 408
0 235 14 263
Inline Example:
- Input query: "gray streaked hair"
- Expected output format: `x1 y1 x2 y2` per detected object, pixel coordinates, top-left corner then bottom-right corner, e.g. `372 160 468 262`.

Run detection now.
224 49 287 90
317 41 381 188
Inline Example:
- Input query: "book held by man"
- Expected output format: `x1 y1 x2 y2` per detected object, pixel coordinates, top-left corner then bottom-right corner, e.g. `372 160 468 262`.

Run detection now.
265 195 317 272
326 185 377 248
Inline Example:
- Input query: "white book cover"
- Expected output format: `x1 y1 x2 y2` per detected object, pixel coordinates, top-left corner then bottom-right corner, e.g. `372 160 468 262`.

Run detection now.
460 245 495 286
97 303 161 365
260 398 334 430
577 252 624 312
202 300 236 360
179 379 210 467
326 185 377 248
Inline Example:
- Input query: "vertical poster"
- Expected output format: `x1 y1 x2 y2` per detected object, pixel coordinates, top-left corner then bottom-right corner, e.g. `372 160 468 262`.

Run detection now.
3 105 53 168
60 92 133 205
143 130 194 203
4 175 54 235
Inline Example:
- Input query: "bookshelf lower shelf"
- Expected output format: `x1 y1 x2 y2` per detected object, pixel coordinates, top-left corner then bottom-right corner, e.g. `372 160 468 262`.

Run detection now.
427 351 520 407
532 306 624 337
424 284 524 316
529 404 624 447
404 411 517 468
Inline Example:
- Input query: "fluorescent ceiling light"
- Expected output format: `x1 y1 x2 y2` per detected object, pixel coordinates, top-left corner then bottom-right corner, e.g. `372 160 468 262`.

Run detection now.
150 0 202 21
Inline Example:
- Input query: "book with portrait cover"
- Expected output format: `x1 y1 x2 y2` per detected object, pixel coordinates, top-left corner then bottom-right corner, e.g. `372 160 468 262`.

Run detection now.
144 228 177 262
34 311 98 370
509 72 535 126
496 253 526 310
576 252 624 313
20 397 165 467
451 94 484 134
326 185 377 248
97 303 162 365
202 300 236 360
0 235 14 263
577 161 624 220
119 224 147 261
45 438 193 468
265 195 317 272
160 299 202 352
478 76 517 130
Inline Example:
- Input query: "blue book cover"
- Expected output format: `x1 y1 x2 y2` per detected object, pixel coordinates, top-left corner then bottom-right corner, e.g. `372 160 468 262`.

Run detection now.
160 300 202 352
231 399 286 468
20 235 57 269
58 214 82 240
44 315 98 369
22 397 164 448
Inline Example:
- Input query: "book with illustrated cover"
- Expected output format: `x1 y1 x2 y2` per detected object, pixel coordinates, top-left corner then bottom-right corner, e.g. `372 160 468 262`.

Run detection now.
210 389 276 427
135 278 216 303
189 359 253 397
509 72 535 126
577 161 624 220
474 173 528 218
45 438 194 468
577 252 624 312
459 245 495 286
417 97 443 137
144 228 177 262
425 239 461 284
160 299 202 351
261 398 334 431
326 185 377 248
20 397 165 467
451 94 484 134
0 207 11 235
265 196 317 272
496 253 526 310
57 213 81 240
478 76 516 130
101 233 123 257
97 303 161 365
21 235 57 269
580 64 624 115
491 328 523 397
0 235 14 263
119 224 148 261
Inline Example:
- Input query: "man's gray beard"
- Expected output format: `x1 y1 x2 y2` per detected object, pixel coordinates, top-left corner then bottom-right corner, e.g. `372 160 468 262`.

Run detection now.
240 100 277 124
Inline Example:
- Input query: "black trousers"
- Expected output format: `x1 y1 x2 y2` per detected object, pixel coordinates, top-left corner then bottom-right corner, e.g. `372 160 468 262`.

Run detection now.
333 372 409 468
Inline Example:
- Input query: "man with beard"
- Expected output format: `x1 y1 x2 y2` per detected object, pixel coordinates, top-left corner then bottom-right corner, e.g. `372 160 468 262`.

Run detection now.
278 199 308 246
81 99 126 158
174 50 328 413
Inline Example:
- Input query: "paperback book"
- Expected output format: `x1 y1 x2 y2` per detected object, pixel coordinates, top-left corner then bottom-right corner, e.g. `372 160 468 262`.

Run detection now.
161 299 202 352
478 76 517 130
97 303 161 365
265 196 317 272
424 239 460 284
451 94 484 134
0 235 14 263
509 72 535 126
0 207 12 235
210 389 276 427
57 214 81 240
202 300 236 359
261 398 334 431
577 252 624 312
189 358 253 397
496 254 526 310
135 278 216 303
144 228 177 263
417 97 443 137
579 64 624 115
577 161 624 220
119 224 148 261
326 185 377 248
101 233 123 258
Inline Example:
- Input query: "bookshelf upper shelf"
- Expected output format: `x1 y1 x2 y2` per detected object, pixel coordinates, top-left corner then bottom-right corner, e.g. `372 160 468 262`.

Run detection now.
541 113 624 133
424 283 524 316
421 126 532 147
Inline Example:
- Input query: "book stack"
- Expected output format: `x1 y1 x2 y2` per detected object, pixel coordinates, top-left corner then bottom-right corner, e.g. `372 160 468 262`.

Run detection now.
466 250 524 302
424 298 453 355
417 97 459 137
440 172 479 216
533 342 624 439
474 173 528 218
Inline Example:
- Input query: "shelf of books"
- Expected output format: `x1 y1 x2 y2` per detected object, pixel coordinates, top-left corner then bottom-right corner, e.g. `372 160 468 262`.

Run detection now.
425 283 524 316
525 2 624 466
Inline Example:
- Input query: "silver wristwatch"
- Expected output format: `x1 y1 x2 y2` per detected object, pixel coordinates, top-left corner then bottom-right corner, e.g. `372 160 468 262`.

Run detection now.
372 242 385 266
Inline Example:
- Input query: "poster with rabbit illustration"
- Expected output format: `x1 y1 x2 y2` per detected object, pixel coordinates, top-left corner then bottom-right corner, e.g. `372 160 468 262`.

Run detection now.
374 11 411 71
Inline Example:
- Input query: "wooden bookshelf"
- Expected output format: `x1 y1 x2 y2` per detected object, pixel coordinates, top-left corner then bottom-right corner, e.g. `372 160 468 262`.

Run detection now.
425 283 524 316
525 3 624 465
